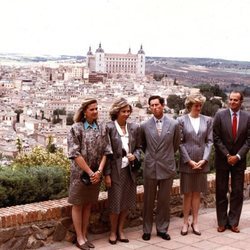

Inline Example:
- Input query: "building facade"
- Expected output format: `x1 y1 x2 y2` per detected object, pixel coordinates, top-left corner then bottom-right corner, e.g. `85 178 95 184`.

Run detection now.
86 43 145 76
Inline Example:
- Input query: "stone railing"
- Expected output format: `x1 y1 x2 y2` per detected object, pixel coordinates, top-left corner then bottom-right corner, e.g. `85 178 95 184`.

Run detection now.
1 168 250 249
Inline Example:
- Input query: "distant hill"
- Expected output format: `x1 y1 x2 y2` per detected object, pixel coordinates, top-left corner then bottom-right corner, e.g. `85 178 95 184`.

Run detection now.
0 53 85 63
146 57 250 95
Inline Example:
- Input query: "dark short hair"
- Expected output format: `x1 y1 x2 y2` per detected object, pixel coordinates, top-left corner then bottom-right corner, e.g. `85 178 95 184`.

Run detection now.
229 91 244 101
148 95 165 106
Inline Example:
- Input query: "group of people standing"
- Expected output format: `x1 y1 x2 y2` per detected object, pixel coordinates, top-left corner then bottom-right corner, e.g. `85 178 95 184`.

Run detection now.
67 91 249 250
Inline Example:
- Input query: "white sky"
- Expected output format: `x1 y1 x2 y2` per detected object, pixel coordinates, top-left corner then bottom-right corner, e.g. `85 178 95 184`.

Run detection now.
1 0 250 61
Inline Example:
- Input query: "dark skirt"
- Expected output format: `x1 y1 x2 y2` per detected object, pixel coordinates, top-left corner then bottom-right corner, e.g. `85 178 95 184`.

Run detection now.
107 166 136 214
68 179 101 205
180 172 207 194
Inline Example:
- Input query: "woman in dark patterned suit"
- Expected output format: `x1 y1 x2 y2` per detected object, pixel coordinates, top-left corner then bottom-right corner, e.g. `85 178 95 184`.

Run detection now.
104 98 141 244
177 94 213 236
68 98 110 250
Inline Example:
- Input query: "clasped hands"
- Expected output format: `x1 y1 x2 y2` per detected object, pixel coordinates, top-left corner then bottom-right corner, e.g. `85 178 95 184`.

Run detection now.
227 155 239 166
188 159 206 170
90 170 102 184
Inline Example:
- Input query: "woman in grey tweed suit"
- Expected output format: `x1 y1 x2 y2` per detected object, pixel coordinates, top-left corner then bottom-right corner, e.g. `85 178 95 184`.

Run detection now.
177 94 213 236
104 98 142 244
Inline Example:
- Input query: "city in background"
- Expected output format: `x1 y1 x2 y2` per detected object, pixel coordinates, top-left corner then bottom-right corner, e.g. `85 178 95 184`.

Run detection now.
0 43 249 165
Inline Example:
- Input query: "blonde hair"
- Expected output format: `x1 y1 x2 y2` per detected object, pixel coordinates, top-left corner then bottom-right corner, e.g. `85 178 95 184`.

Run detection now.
109 98 132 121
185 93 206 112
73 98 97 123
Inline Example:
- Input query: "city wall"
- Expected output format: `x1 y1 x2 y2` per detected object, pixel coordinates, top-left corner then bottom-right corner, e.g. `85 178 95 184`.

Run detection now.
1 169 250 249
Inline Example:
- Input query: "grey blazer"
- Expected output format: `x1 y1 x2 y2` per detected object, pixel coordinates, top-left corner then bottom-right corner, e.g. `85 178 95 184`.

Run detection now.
141 115 180 179
104 121 142 183
213 109 250 170
177 114 213 173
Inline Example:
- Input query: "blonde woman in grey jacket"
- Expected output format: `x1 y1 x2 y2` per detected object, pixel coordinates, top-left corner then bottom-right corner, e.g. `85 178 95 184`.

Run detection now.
177 94 213 236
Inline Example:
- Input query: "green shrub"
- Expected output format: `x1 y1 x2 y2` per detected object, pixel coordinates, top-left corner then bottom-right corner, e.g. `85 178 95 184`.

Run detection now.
0 165 68 208
12 146 70 187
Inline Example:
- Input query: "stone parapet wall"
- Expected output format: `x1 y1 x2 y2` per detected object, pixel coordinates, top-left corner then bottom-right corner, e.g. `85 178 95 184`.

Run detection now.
1 169 250 249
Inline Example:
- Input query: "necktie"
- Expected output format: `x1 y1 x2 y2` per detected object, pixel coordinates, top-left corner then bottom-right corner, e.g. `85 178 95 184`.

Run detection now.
232 113 237 140
156 120 162 135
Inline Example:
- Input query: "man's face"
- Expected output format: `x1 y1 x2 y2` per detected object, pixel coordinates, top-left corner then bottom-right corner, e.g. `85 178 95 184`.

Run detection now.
149 98 164 119
228 92 242 112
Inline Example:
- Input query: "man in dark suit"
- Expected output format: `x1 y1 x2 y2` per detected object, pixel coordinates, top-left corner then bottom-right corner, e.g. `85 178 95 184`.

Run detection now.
141 96 180 241
213 91 250 233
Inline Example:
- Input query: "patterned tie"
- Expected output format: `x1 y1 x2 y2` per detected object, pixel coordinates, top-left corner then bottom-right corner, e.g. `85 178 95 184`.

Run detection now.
156 120 162 135
232 113 237 140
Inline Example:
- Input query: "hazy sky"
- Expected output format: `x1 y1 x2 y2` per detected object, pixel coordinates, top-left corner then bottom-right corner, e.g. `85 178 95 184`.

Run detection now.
1 0 250 61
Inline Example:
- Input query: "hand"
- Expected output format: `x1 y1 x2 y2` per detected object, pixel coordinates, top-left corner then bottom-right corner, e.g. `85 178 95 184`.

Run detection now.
90 171 101 184
227 155 239 166
127 153 135 162
197 160 206 169
188 160 201 170
105 175 111 188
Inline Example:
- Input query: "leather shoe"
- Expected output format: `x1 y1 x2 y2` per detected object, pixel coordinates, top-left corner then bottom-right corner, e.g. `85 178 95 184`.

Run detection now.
180 224 189 236
217 226 226 232
108 238 117 245
76 242 90 250
191 223 201 236
85 241 95 248
231 225 240 233
118 237 129 243
157 231 171 240
142 233 151 241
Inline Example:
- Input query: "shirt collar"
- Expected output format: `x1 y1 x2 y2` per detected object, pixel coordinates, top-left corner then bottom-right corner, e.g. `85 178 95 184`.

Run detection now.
83 120 98 130
154 116 163 123
229 109 240 116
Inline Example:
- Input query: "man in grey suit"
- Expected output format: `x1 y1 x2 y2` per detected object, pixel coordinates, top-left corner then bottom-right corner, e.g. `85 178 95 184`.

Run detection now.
141 95 180 241
213 91 250 233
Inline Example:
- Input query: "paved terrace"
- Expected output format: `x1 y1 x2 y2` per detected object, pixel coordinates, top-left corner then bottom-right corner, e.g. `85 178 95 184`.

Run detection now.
41 200 250 250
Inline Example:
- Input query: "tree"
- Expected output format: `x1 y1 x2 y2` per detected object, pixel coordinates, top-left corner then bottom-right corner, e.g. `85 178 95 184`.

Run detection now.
135 102 143 109
66 113 74 125
15 109 23 123
16 137 23 153
153 73 165 81
201 100 220 117
195 83 227 102
46 135 57 153
167 95 185 114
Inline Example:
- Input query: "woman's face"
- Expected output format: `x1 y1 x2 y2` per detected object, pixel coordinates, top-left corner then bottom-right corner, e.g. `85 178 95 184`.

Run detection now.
84 102 98 123
117 105 131 123
190 102 202 116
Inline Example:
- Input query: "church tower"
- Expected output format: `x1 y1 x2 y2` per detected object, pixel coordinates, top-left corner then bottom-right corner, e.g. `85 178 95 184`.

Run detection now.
95 43 105 73
137 45 145 76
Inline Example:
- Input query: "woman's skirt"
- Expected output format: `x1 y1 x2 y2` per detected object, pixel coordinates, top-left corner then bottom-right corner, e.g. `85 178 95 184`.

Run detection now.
68 179 101 205
108 166 136 214
180 172 208 194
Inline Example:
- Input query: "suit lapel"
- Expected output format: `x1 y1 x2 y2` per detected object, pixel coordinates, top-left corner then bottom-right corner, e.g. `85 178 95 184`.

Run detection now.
224 109 233 139
127 123 134 152
236 110 245 141
148 117 161 145
158 115 171 145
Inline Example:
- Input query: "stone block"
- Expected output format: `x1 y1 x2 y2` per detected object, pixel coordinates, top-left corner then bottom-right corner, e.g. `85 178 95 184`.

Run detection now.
31 225 47 240
1 236 28 250
60 217 72 229
14 226 32 237
26 235 45 249
0 228 15 243
53 222 66 241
